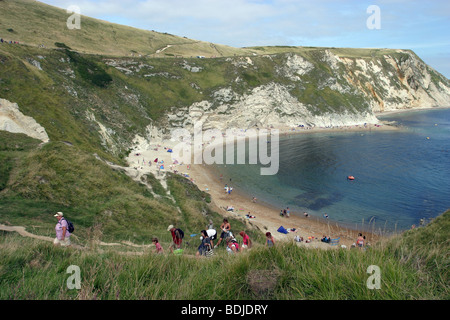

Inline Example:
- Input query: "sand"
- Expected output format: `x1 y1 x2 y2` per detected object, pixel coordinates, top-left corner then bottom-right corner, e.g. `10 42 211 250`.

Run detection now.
126 122 396 249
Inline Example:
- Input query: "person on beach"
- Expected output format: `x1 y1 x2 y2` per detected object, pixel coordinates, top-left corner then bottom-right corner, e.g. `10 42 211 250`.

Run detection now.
196 230 212 257
356 233 365 248
265 232 275 248
303 212 309 218
239 231 252 250
152 237 164 254
286 207 290 218
53 212 71 247
280 209 284 217
214 218 231 248
168 225 183 253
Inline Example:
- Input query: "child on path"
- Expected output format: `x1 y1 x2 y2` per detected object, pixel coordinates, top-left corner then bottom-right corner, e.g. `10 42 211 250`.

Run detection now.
265 232 275 248
152 237 164 254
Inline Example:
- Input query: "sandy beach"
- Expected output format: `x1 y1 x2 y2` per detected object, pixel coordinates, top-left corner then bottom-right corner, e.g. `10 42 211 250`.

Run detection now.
126 122 397 249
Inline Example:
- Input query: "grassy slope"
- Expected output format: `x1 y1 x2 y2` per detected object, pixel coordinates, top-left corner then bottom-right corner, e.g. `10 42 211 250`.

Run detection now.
0 133 448 300
0 210 448 300
0 0 251 58
0 131 256 244
3 0 444 163
0 0 449 300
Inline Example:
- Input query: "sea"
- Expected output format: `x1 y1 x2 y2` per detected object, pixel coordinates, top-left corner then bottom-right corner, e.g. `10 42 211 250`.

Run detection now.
212 108 450 233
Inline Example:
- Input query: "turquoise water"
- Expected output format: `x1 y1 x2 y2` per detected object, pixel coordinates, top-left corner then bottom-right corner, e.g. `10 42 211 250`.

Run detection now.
214 108 450 232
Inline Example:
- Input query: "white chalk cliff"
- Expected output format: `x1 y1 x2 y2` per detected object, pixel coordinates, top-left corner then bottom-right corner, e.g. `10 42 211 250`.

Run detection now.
162 50 450 133
0 98 49 142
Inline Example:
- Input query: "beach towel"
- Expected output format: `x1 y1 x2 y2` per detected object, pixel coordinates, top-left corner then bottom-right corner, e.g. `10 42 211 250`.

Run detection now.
277 226 289 234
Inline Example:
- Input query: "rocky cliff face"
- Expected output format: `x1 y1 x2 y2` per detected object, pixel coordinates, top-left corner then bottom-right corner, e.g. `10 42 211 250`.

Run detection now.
162 50 450 133
1 46 449 157
0 98 49 143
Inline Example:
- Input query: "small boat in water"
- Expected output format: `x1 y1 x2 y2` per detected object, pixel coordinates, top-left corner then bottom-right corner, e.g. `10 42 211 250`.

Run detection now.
347 176 355 180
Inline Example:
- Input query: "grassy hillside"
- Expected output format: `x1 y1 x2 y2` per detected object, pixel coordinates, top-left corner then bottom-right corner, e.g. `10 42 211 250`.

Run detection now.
1 42 415 162
0 0 448 301
0 131 258 244
3 0 444 164
0 209 448 300
0 132 448 300
0 0 416 60
2 127 447 301
0 0 251 58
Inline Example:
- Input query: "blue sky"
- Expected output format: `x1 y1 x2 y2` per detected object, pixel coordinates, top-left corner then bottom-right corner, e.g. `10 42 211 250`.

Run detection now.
41 0 450 78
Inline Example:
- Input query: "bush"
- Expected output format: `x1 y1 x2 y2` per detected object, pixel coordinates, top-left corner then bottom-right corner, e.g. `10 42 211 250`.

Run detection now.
64 49 112 88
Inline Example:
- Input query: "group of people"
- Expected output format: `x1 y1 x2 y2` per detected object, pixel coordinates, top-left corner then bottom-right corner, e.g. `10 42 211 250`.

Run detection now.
224 184 233 195
0 38 20 44
279 207 290 218
161 219 253 257
277 208 314 219
52 210 369 254
51 211 263 255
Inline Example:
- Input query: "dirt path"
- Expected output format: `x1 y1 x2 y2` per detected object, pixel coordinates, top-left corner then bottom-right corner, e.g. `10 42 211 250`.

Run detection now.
0 224 54 242
0 224 151 252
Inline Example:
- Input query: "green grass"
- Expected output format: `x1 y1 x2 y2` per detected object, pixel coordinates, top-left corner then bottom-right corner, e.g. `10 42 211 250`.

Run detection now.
0 211 448 300
0 131 448 300
2 29 444 165
1 0 449 301
0 134 255 245
0 0 252 58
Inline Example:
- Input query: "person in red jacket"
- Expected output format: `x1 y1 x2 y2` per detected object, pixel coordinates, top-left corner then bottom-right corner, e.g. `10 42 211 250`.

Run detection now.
168 225 183 253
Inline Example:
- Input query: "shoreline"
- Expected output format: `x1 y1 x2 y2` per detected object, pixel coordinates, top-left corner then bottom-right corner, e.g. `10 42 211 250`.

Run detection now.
375 105 450 117
189 159 384 249
127 121 401 249
125 106 449 248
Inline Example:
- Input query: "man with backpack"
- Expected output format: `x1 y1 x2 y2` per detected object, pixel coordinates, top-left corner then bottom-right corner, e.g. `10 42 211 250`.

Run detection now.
167 225 184 253
53 212 72 247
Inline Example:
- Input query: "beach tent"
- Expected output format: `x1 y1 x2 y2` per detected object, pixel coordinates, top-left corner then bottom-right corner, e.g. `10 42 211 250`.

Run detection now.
167 149 173 153
277 226 289 234
159 165 164 170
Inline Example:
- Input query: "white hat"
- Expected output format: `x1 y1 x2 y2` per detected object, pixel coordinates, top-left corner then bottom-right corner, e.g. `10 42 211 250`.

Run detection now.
54 212 63 217
167 225 174 231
